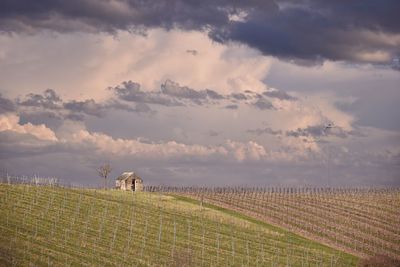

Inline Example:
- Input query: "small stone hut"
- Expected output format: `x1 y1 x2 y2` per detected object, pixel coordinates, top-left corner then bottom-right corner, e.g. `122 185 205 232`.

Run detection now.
115 172 143 191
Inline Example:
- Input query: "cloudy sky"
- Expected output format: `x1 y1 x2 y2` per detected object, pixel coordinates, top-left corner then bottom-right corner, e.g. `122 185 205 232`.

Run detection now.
0 0 399 187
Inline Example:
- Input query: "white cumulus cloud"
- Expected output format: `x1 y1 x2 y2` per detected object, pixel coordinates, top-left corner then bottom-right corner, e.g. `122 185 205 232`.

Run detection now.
0 113 57 141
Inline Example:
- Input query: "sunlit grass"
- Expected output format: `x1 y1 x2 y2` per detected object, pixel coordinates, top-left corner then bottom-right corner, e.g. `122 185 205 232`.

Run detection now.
0 184 358 266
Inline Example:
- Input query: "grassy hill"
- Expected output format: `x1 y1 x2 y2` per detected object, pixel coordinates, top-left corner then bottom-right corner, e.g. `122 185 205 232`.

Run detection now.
0 184 358 266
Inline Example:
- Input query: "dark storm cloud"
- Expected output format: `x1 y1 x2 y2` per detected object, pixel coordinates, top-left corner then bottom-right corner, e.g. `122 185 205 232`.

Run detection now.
305 1 400 33
209 1 400 67
263 90 297 101
229 93 247 101
1 1 398 67
0 0 239 33
286 125 331 138
65 113 85 121
19 110 63 128
161 80 227 104
286 125 355 139
64 99 107 117
105 99 154 114
0 94 16 113
112 80 184 107
205 89 224 100
252 98 274 110
224 104 238 110
62 98 155 117
134 103 153 113
7 88 153 127
103 99 136 113
17 89 62 109
247 127 282 136
248 124 366 139
161 79 207 104
112 80 226 106
112 80 296 109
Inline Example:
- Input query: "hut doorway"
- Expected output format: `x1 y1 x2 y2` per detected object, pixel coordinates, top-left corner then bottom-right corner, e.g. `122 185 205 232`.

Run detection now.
132 179 135 191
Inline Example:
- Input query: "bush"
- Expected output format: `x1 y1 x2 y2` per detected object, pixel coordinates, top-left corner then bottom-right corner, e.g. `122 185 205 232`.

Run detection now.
358 255 400 267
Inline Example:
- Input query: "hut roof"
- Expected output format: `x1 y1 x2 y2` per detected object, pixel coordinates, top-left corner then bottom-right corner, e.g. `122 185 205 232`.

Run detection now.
116 172 142 181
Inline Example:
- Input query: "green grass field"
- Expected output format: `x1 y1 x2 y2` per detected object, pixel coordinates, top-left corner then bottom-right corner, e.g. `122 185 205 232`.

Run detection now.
0 184 358 266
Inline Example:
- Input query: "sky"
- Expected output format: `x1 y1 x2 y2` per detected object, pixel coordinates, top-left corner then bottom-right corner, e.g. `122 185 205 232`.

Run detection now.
0 0 399 187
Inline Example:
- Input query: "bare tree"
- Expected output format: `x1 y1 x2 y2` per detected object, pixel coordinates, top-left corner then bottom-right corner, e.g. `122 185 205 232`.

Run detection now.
97 163 112 189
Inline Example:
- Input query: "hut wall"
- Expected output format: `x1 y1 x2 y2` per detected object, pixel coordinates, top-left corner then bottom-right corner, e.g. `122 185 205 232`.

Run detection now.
134 179 143 192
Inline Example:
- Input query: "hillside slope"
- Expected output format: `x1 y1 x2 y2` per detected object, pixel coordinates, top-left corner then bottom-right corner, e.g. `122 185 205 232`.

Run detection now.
0 184 358 266
178 188 400 260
